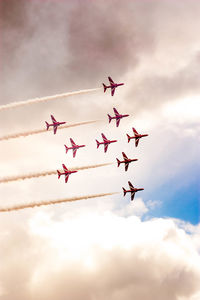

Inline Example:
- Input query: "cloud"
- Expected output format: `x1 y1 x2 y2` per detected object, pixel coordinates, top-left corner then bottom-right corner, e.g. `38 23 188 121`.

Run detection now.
0 2 199 298
0 0 155 105
124 51 200 115
66 0 155 86
0 211 200 300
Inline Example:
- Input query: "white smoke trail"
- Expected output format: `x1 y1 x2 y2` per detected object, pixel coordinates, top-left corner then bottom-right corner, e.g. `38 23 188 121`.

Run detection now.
0 163 112 184
0 88 100 111
0 120 98 141
0 192 118 212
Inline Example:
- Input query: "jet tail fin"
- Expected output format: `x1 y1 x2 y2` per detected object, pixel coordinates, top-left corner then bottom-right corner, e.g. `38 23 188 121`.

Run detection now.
45 121 50 130
127 134 131 143
57 170 61 179
96 140 100 148
116 158 121 167
102 83 107 93
64 145 69 154
122 187 127 197
108 114 112 123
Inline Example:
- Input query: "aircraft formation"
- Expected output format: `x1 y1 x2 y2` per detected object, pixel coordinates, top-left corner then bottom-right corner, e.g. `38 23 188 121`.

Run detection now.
45 76 148 202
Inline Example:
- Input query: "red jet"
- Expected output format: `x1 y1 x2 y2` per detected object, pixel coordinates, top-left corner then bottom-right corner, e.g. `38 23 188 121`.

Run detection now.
45 115 66 134
122 181 144 201
64 138 85 158
117 152 138 171
127 127 148 147
103 76 124 96
57 164 77 183
96 133 117 153
108 108 129 127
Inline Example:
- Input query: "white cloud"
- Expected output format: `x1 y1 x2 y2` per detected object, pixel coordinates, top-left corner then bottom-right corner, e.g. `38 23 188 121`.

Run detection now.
0 211 199 300
162 96 200 125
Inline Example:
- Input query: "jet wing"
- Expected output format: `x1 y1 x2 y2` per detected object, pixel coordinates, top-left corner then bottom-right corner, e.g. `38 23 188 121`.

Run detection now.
53 125 58 134
111 87 115 96
132 127 139 136
108 76 114 84
62 164 68 172
135 138 140 147
116 118 120 127
51 115 57 123
131 191 135 201
125 163 129 172
122 152 128 160
65 174 69 183
104 144 109 153
101 133 108 142
113 108 120 116
73 148 77 158
70 138 76 147
128 181 134 189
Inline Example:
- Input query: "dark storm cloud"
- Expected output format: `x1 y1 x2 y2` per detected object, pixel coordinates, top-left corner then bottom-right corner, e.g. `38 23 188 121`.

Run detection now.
0 0 155 100
66 0 155 87
1 0 200 112
0 0 157 130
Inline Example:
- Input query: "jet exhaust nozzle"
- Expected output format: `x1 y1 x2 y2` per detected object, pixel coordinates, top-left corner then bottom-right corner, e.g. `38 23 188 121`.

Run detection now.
116 158 121 167
57 170 61 179
102 83 107 93
64 145 69 153
127 134 131 143
45 121 50 130
96 140 100 148
108 114 112 123
122 187 127 196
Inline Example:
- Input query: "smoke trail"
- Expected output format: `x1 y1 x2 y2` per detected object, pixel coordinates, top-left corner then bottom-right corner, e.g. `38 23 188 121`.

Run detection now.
0 163 112 184
0 88 100 111
0 192 118 212
0 120 97 142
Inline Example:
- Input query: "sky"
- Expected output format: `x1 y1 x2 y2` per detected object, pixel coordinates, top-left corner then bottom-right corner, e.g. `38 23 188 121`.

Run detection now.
0 0 199 299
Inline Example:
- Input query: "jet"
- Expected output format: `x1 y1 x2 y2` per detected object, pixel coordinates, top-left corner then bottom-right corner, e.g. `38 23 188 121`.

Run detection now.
57 164 77 183
127 127 148 147
102 76 124 96
96 133 117 153
116 152 138 171
108 108 129 127
122 181 144 201
64 138 86 158
45 115 66 134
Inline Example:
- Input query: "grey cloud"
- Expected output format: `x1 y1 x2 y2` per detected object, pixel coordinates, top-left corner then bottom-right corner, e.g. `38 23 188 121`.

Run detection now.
66 0 155 87
0 0 155 104
125 52 200 114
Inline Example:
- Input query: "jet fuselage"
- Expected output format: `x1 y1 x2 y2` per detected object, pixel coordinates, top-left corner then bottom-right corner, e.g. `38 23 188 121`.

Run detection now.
126 188 144 193
59 170 77 176
112 113 129 120
68 144 85 150
130 134 148 140
99 139 117 145
49 121 66 128
108 83 124 89
119 158 138 164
